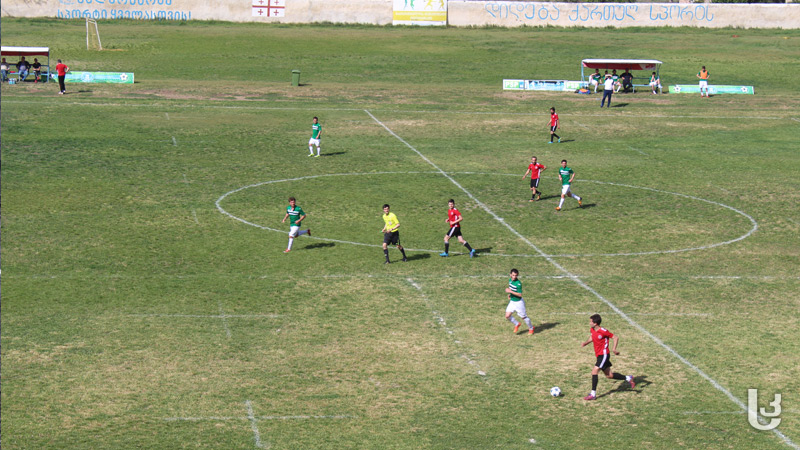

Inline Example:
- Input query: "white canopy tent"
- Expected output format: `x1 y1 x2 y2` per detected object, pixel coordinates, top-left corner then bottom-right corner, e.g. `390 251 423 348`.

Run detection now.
581 59 662 83
1 46 51 82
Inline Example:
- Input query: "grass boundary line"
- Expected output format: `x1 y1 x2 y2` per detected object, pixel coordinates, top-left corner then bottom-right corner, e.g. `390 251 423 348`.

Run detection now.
366 109 798 450
406 278 488 379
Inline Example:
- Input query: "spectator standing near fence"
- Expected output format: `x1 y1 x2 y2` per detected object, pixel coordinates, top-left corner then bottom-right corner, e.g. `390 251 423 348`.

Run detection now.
16 57 30 83
1 58 9 83
32 58 42 83
697 66 709 98
600 74 614 108
55 59 69 94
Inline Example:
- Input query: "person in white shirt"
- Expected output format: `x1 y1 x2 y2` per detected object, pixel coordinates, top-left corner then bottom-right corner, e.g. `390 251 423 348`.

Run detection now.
600 74 615 108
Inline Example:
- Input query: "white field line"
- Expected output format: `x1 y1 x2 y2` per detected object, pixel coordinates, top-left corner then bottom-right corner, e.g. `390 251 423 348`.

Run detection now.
367 110 798 450
165 112 170 120
683 409 800 415
218 300 232 339
192 209 199 225
130 314 280 319
691 275 800 281
183 173 189 183
407 278 487 378
791 118 800 123
0 99 792 121
548 311 712 318
787 218 800 226
215 171 757 258
572 121 590 130
165 415 356 421
245 400 266 449
172 136 178 146
628 145 648 156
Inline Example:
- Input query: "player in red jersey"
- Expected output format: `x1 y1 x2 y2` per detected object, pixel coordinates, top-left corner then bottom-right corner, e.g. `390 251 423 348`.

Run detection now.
548 107 561 144
440 199 476 258
580 314 635 400
522 156 547 202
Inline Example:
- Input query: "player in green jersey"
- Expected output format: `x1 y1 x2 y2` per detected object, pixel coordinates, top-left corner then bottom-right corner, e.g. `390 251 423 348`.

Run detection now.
308 117 322 157
505 269 534 335
556 160 583 211
281 197 311 253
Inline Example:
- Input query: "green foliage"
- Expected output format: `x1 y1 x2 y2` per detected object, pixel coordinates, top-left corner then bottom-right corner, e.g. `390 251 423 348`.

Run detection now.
2 19 800 449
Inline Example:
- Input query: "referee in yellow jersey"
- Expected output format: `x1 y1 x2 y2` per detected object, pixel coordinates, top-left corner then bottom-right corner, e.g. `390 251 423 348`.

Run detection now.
381 204 408 264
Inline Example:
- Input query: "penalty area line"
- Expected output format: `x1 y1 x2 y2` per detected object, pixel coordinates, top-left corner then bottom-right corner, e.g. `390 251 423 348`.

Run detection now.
366 109 798 450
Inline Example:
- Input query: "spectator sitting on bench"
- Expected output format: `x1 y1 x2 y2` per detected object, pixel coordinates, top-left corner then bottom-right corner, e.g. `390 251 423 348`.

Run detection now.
16 56 30 82
620 69 634 93
1 58 9 83
589 69 602 93
32 58 42 83
649 72 662 94
611 69 622 93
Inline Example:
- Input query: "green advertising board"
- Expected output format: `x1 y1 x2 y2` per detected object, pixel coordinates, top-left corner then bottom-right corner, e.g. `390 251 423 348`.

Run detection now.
670 85 754 95
57 71 134 84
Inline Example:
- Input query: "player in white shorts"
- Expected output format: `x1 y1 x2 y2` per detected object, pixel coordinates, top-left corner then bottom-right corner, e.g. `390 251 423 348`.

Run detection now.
697 66 710 97
308 116 322 157
556 159 583 211
505 269 535 335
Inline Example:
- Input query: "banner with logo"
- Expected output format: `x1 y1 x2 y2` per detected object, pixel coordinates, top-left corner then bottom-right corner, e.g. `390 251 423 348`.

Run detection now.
54 72 134 84
393 0 447 25
670 84 754 95
503 79 588 91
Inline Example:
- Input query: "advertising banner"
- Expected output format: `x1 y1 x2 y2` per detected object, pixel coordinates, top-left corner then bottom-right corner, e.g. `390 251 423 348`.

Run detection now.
503 79 526 90
670 84 754 94
503 79 587 91
55 71 134 84
393 0 447 25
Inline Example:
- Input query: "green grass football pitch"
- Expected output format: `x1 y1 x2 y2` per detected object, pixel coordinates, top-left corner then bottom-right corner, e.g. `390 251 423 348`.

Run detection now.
2 19 800 449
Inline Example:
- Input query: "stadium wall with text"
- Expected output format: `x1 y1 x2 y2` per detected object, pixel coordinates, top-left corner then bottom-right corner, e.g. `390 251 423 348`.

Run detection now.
3 0 799 28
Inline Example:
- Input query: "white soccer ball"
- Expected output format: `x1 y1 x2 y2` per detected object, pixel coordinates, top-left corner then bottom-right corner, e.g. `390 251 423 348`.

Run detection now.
550 386 561 397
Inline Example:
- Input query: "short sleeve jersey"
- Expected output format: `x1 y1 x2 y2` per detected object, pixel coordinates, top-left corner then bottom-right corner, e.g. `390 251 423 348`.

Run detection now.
311 122 321 139
56 63 68 76
528 163 545 180
32 62 41 70
508 278 522 302
604 78 615 90
592 73 601 82
447 208 461 228
550 113 559 127
382 212 400 232
286 205 305 226
559 167 574 185
591 327 614 356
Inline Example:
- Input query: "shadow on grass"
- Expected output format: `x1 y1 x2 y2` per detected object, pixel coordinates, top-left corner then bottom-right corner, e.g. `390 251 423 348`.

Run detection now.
597 374 650 399
304 242 335 250
611 103 629 108
475 247 493 254
404 253 431 262
535 322 559 333
322 151 346 157
578 203 598 209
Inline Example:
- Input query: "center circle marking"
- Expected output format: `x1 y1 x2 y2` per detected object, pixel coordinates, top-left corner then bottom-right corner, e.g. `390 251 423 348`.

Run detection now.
215 172 757 258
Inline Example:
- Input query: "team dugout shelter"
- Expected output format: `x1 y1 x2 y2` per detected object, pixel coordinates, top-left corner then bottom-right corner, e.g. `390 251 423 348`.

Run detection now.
1 46 51 82
581 59 662 93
